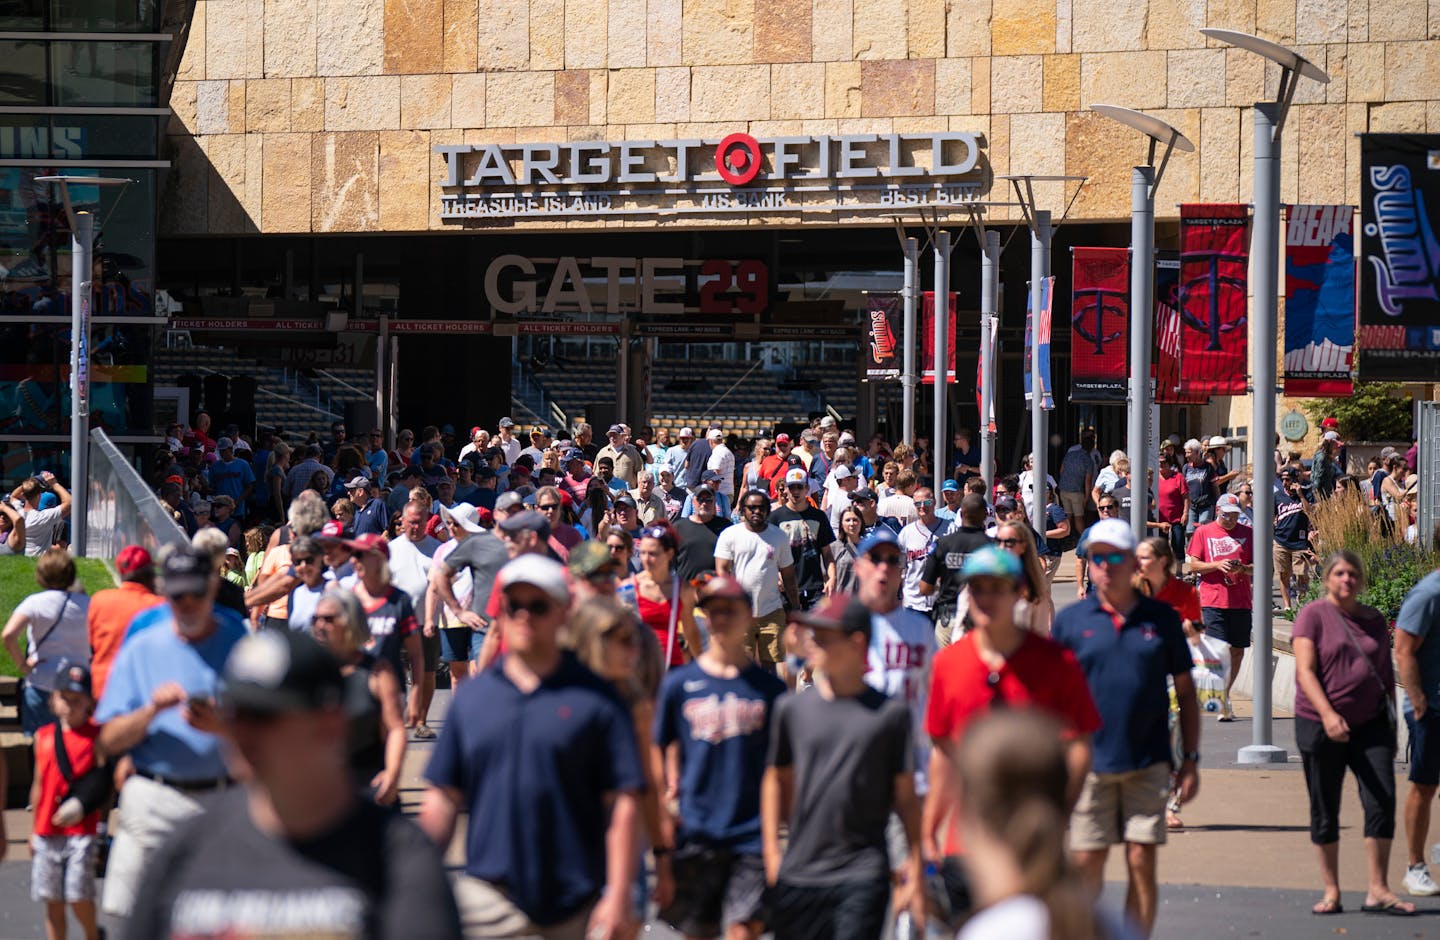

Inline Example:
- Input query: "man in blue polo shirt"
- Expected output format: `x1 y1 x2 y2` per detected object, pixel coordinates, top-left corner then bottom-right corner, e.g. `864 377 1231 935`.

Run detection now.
420 554 644 939
96 546 249 918
1051 519 1201 939
345 475 389 535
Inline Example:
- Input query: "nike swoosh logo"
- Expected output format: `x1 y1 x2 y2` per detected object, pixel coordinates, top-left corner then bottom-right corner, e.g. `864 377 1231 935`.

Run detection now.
683 680 707 692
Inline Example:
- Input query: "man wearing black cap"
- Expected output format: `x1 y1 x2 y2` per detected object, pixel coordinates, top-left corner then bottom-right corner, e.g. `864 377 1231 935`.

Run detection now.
347 475 389 536
122 630 460 939
1273 467 1315 612
674 486 731 583
762 595 924 937
96 547 250 918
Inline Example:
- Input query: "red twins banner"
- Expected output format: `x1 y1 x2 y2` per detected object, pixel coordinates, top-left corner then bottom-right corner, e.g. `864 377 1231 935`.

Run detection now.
920 291 957 384
1069 247 1130 403
863 293 902 380
1178 204 1250 396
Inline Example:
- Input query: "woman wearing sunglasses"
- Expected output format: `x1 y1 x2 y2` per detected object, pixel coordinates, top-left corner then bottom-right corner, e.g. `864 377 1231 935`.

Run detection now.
282 535 329 634
310 588 407 807
990 522 1053 634
622 524 701 667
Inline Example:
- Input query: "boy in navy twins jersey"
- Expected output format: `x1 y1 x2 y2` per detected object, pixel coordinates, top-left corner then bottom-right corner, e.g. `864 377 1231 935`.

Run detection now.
654 576 786 940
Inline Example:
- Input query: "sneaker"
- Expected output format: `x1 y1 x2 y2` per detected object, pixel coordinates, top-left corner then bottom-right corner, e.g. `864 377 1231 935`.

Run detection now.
1217 703 1236 722
1403 863 1440 896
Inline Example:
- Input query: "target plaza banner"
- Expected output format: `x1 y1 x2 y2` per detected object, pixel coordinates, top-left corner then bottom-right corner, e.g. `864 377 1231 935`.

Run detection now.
1283 205 1355 397
1358 134 1440 381
1069 247 1129 404
1178 204 1250 397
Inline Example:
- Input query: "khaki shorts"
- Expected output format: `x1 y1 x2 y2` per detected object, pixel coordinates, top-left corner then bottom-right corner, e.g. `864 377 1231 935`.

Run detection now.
1069 763 1171 850
747 608 788 666
454 875 591 940
1060 491 1088 517
1273 546 1314 590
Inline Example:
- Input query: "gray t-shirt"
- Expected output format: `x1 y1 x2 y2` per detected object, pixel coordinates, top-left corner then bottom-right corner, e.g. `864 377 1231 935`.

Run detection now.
767 685 912 885
1398 569 1440 710
439 531 508 616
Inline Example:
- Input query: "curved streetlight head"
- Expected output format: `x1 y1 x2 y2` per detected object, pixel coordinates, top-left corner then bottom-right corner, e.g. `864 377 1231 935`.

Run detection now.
1199 28 1330 83
33 175 134 230
1089 105 1195 152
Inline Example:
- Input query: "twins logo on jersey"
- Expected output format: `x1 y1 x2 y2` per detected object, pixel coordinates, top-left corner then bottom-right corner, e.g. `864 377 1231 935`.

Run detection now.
682 692 770 744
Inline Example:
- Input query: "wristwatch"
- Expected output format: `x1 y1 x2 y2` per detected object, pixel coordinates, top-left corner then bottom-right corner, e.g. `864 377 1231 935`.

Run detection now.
1182 751 1201 764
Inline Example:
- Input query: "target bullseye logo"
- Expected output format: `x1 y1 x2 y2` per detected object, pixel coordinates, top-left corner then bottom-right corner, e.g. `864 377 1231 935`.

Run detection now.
715 133 762 185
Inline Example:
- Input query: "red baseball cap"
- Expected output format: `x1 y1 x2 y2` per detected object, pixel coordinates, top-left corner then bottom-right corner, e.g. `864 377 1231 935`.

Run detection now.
425 515 445 538
343 533 389 557
775 433 791 444
1321 417 1339 429
318 520 346 541
115 545 152 576
164 474 184 486
475 506 494 527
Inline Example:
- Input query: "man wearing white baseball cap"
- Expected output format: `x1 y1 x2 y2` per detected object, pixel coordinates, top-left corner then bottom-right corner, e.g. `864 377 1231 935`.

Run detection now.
705 428 736 502
1186 493 1254 719
421 554 644 940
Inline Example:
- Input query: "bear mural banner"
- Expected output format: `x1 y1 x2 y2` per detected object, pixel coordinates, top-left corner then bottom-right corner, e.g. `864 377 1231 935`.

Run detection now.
1283 205 1356 398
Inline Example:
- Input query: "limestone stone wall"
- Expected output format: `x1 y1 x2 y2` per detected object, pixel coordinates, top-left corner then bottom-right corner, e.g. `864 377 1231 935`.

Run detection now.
161 0 1440 235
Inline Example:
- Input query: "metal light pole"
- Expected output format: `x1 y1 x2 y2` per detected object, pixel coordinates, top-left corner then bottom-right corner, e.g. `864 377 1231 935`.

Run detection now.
1201 28 1329 765
932 231 952 474
901 236 919 446
35 175 130 558
1028 210 1051 534
1091 105 1194 541
979 230 1000 491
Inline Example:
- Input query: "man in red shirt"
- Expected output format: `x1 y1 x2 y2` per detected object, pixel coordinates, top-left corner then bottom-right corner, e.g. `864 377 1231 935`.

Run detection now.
922 546 1100 923
1186 493 1254 720
86 545 163 699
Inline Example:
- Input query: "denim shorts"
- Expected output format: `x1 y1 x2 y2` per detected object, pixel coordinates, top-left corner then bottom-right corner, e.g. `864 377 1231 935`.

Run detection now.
439 627 483 663
1406 709 1440 786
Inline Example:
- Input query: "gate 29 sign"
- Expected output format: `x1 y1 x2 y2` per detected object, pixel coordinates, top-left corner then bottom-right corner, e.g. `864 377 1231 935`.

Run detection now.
436 132 986 221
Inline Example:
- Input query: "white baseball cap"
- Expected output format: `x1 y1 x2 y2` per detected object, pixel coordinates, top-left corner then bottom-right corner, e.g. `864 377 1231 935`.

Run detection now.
1216 493 1242 515
785 467 808 486
679 427 694 438
1083 518 1137 553
819 416 836 428
497 554 571 605
833 465 855 480
707 428 724 441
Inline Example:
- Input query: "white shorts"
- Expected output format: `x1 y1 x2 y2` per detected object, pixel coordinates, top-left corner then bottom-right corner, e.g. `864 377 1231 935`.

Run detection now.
31 834 96 903
101 775 217 917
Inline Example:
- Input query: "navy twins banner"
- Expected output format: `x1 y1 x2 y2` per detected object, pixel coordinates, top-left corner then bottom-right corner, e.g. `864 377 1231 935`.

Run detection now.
1283 205 1355 398
1069 247 1129 403
1358 135 1440 381
864 292 902 380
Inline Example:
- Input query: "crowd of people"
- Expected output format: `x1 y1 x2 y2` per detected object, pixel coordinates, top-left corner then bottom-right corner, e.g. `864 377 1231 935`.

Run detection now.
0 406 1433 940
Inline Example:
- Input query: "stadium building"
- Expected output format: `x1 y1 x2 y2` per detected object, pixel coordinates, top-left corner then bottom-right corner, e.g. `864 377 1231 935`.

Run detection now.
3 0 1438 478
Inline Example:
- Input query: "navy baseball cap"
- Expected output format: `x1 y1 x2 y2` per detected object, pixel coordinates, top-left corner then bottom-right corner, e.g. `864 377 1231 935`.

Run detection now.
856 527 900 555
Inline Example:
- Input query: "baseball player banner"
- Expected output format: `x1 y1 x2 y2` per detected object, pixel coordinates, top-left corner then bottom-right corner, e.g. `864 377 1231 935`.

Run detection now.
1023 277 1055 411
920 290 957 384
1154 256 1206 404
1069 247 1129 403
1283 204 1355 397
1178 204 1250 396
1358 134 1440 381
863 292 902 380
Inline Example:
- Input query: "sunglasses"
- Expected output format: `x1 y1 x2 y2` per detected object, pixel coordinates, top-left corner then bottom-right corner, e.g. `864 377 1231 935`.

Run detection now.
1098 504 1118 513
1240 490 1253 495
167 589 207 601
537 503 560 511
867 553 903 568
916 499 936 507
743 504 769 513
1088 551 1130 567
504 597 555 617
695 494 715 503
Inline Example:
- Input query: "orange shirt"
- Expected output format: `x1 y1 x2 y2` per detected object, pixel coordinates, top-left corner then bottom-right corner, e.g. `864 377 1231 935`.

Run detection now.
87 581 162 699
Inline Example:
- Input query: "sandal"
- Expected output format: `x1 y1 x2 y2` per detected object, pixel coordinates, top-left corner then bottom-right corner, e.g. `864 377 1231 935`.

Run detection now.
1360 898 1415 916
413 724 437 740
1311 897 1343 915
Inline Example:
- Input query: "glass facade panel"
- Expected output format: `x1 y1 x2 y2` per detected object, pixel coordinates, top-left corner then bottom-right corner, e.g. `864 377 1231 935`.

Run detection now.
0 168 156 318
0 322 155 435
0 0 161 32
0 40 157 106
0 114 160 160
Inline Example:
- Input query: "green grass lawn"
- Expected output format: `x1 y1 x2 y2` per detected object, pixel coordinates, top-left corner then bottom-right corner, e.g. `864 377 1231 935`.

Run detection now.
0 556 114 677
